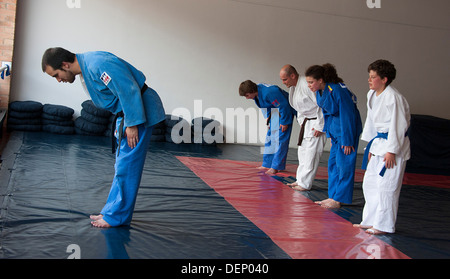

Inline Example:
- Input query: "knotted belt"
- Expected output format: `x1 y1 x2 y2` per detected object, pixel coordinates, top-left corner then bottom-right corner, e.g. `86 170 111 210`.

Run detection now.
111 83 149 155
297 117 317 146
362 132 408 177
361 132 388 176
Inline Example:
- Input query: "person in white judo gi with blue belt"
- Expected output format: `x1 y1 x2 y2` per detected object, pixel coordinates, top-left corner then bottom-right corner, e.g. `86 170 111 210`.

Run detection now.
354 60 410 235
42 47 165 228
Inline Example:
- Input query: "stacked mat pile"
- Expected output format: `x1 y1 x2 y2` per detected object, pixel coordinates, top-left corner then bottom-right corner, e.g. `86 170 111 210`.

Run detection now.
151 120 166 142
75 100 112 137
165 114 191 144
191 117 223 145
7 101 43 132
42 104 75 135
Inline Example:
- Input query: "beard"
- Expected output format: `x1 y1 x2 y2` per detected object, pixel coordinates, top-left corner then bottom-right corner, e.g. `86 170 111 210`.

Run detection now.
61 69 76 83
67 71 76 83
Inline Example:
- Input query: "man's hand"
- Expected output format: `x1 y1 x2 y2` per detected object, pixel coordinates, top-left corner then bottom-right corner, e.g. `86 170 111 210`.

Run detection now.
312 128 324 137
280 124 288 132
125 126 139 149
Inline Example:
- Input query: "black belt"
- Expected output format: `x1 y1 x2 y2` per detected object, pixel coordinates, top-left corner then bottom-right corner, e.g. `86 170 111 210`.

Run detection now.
111 83 149 155
297 117 317 146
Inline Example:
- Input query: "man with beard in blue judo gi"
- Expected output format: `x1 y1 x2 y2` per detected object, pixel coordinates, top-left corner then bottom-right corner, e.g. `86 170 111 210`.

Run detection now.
239 80 295 174
42 48 165 227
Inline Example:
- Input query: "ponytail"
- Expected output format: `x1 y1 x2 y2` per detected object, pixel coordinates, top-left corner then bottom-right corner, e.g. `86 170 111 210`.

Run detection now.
305 63 344 84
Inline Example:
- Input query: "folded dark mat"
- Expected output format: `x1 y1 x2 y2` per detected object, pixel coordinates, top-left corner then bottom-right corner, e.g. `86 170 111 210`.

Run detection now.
191 117 220 127
81 100 111 118
165 115 190 128
152 128 165 135
81 109 111 125
42 112 72 122
7 116 42 125
43 104 74 119
8 110 42 119
74 117 107 133
9 101 43 112
42 118 74 127
151 134 166 142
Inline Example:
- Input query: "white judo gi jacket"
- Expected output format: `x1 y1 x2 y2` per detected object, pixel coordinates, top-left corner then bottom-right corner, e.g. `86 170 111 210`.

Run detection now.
361 85 411 160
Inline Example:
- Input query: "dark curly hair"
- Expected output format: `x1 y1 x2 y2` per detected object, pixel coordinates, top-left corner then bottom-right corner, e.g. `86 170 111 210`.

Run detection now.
305 63 344 84
42 47 76 72
368 59 397 86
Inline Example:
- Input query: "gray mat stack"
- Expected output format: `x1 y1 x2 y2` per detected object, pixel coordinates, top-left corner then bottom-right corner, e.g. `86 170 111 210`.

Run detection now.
165 114 191 144
42 104 75 135
151 120 166 142
75 100 112 136
191 117 223 145
7 101 43 132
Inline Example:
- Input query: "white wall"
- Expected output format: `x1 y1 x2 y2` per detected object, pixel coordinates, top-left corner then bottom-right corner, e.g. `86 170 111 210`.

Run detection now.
10 0 450 149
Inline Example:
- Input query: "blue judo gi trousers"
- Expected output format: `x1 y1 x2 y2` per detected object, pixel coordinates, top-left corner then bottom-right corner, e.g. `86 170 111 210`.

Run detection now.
101 122 154 227
262 112 292 171
327 137 359 204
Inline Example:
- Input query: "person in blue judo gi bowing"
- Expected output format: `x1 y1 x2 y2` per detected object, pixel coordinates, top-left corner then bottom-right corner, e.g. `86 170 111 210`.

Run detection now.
239 80 295 174
42 47 165 227
305 64 362 209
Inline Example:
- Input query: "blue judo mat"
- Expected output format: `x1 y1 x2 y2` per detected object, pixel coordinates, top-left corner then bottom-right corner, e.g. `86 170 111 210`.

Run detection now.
0 132 449 259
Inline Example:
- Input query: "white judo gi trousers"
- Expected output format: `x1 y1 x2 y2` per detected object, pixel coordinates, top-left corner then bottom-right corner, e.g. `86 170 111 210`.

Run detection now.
360 154 407 233
295 133 326 190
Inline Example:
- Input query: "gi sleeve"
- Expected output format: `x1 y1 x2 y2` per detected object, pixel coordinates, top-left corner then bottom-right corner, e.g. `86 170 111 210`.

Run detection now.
313 107 325 132
266 87 293 126
385 93 410 155
94 58 147 128
361 91 377 142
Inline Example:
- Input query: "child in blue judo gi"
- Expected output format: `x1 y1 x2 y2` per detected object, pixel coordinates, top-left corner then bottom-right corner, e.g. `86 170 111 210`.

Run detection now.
239 80 295 174
42 48 165 227
305 64 362 209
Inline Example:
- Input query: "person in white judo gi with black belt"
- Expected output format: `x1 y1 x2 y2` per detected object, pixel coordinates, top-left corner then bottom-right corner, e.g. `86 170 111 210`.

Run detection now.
354 59 411 235
279 64 326 191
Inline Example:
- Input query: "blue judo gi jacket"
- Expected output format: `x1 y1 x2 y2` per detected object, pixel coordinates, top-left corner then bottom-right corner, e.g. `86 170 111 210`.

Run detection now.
315 82 362 204
254 84 295 126
76 51 165 128
317 83 362 147
254 83 295 170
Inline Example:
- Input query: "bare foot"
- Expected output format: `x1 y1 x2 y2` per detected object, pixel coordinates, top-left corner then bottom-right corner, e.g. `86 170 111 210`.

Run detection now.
290 185 309 191
265 168 278 175
366 228 387 235
316 198 341 209
91 218 112 228
353 224 372 229
287 182 298 187
315 198 331 205
322 199 341 209
90 214 103 221
257 166 269 170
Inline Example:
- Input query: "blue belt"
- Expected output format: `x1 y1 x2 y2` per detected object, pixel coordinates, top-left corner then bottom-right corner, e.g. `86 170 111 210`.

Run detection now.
362 132 408 177
362 132 388 176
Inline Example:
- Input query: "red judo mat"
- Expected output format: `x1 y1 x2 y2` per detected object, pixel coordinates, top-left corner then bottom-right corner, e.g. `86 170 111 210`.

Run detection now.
177 156 411 259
